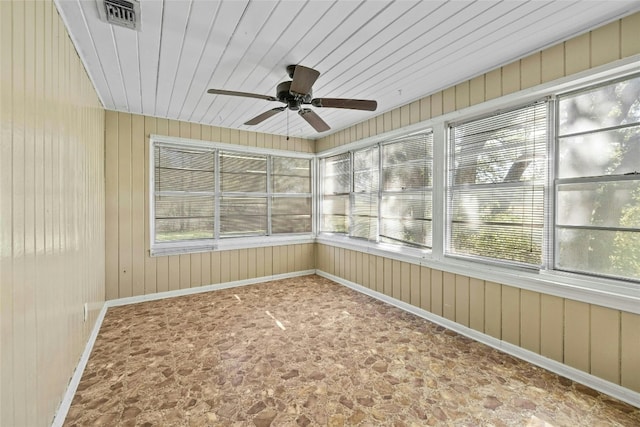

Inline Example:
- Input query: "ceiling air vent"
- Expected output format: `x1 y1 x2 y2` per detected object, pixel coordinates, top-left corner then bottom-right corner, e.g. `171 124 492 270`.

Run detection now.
96 0 141 31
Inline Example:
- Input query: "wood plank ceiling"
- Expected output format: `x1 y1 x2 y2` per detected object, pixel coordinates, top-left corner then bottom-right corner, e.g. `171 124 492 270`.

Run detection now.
57 0 640 139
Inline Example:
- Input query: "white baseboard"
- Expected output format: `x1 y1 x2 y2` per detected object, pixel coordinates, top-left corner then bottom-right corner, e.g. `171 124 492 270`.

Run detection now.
316 270 640 409
51 302 109 427
51 270 316 426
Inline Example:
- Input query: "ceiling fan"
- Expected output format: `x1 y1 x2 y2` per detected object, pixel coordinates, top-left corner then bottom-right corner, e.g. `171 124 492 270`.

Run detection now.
207 64 377 133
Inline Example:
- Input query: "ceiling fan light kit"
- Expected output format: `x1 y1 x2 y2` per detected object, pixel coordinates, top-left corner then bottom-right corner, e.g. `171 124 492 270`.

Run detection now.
207 64 378 133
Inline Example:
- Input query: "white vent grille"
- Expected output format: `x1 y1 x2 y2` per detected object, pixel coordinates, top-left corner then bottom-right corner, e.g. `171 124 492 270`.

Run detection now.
96 0 141 31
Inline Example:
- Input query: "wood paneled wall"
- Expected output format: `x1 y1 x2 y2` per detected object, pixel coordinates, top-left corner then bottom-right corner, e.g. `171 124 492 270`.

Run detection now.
316 244 640 393
316 12 640 152
0 1 106 426
313 14 640 395
104 111 315 300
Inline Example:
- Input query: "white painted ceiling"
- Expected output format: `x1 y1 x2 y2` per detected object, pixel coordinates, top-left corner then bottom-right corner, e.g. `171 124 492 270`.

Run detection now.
57 0 640 139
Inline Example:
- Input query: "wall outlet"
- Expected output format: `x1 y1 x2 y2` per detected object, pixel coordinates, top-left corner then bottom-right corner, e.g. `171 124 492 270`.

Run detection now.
83 303 88 322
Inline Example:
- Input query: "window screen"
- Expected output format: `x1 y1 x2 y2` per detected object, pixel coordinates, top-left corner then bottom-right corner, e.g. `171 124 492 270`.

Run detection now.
448 101 547 266
271 157 312 234
322 153 351 234
381 133 433 248
351 147 379 241
556 74 640 281
154 145 215 242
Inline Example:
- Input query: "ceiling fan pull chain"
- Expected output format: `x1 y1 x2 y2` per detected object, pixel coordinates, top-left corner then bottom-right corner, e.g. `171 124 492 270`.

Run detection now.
286 109 290 141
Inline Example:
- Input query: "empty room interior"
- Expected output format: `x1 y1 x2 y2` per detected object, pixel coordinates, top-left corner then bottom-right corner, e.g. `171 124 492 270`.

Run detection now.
3 0 640 425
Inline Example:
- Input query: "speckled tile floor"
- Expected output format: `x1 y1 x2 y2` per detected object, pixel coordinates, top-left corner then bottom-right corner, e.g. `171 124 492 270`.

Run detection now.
65 275 640 426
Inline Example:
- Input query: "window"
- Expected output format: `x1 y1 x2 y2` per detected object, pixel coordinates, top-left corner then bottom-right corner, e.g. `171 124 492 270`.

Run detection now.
321 153 351 234
154 144 215 242
556 74 640 281
320 131 433 249
448 102 548 266
351 146 379 240
381 133 433 248
271 156 312 234
151 139 313 254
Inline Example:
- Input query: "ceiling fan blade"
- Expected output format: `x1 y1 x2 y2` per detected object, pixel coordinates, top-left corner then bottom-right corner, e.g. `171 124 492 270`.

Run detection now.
244 107 286 125
289 65 320 96
208 89 277 102
311 98 377 111
298 108 330 132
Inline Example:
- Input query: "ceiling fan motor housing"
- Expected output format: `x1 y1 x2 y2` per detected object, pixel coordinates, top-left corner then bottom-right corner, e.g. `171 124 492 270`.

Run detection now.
276 81 312 110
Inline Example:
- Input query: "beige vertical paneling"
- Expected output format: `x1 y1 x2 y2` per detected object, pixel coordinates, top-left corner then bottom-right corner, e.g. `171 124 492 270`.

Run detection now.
590 306 620 384
431 269 443 316
469 278 484 332
420 266 431 311
201 249 211 285
118 112 133 297
419 96 431 121
591 21 620 67
356 251 363 285
400 262 411 304
384 258 393 296
349 249 356 282
229 250 240 281
361 253 370 288
105 111 119 300
484 281 501 339
455 275 470 327
287 244 296 273
190 253 202 287
469 75 485 106
400 104 410 127
621 13 640 57
442 272 456 321
376 256 385 294
0 0 105 423
131 114 145 296
443 87 456 113
501 286 520 345
540 294 563 362
390 108 402 129
264 246 273 276
565 33 590 75
156 256 169 292
255 247 265 278
485 68 501 100
455 81 470 110
143 116 157 295
564 300 590 372
520 53 541 89
541 44 565 83
219 251 231 283
520 290 540 354
621 312 640 392
409 100 421 124
294 245 303 272
210 251 221 284
501 61 520 95
238 248 248 280
179 254 190 289
410 264 420 307
431 92 443 117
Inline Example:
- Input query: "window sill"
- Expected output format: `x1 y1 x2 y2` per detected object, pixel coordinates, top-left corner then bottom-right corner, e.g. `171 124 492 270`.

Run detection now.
150 234 315 257
316 235 640 314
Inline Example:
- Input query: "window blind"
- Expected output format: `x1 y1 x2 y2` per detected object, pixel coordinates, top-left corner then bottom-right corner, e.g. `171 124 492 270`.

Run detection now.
381 132 433 248
322 153 351 233
351 147 379 240
448 101 547 265
271 156 312 234
154 145 215 242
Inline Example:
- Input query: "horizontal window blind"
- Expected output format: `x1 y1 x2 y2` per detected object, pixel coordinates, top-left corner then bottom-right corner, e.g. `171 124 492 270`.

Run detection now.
271 156 312 234
351 147 379 241
220 151 267 193
448 101 547 265
381 132 433 248
154 146 215 242
322 153 351 234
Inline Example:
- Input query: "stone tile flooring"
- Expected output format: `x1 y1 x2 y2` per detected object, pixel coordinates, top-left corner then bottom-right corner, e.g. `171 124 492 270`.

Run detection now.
65 275 640 426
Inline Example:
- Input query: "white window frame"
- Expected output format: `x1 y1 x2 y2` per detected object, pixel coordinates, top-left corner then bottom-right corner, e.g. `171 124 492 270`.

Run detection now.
149 135 314 256
316 57 640 314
